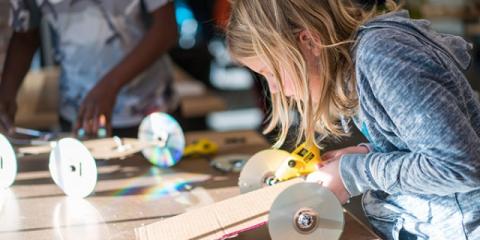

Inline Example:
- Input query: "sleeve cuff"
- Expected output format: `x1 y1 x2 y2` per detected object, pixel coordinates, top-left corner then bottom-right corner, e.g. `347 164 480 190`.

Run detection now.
357 143 374 152
339 153 377 197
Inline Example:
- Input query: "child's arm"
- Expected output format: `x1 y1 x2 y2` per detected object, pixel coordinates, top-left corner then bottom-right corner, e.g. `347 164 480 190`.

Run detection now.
340 29 480 197
0 30 40 134
0 1 41 134
74 2 178 136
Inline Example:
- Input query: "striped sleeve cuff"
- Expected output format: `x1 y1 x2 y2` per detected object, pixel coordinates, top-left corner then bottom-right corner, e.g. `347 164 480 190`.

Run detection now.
339 153 378 197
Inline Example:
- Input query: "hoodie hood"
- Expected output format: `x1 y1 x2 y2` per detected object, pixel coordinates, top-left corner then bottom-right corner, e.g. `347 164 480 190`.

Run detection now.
357 10 473 70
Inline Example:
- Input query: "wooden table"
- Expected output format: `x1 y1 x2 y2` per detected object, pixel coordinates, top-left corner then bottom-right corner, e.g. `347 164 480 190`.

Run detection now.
0 131 379 240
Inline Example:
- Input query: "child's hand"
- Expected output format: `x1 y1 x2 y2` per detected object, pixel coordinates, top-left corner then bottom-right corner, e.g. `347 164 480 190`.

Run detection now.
75 81 116 138
306 159 350 204
306 146 369 204
321 145 370 162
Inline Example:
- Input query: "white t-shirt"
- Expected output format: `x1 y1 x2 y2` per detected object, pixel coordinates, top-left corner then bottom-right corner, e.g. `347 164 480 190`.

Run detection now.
9 0 177 127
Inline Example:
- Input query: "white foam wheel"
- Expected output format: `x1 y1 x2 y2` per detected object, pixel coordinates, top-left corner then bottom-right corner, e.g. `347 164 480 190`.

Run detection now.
49 138 97 198
0 134 17 189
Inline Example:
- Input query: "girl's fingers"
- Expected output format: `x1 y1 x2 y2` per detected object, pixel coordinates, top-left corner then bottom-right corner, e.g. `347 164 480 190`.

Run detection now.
321 150 338 161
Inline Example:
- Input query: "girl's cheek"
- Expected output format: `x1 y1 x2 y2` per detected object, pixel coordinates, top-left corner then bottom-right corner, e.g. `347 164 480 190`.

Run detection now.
281 70 296 97
265 76 280 94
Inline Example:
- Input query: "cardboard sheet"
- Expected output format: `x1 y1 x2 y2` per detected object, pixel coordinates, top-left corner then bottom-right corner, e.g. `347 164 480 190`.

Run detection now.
135 179 303 240
18 137 150 160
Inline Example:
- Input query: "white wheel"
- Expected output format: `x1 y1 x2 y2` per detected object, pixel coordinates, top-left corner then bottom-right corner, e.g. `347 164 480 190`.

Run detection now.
138 112 185 168
49 138 97 198
0 134 17 189
238 149 291 193
268 182 344 240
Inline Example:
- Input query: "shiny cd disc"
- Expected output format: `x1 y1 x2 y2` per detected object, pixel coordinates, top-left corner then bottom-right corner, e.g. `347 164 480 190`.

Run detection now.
238 149 290 193
0 134 17 189
138 112 185 168
210 154 251 173
268 182 344 240
49 138 97 198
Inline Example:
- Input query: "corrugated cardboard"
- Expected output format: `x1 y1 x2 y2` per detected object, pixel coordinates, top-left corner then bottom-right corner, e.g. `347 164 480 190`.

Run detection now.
135 179 303 240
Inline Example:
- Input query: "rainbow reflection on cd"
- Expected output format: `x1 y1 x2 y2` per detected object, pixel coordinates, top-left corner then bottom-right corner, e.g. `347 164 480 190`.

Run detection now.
138 112 185 168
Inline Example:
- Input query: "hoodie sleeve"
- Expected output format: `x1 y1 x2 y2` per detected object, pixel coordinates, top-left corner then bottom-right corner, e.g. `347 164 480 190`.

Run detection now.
340 29 480 197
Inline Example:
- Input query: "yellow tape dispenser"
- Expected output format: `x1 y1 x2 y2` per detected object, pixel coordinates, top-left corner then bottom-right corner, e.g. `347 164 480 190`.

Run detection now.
183 138 219 157
238 143 323 193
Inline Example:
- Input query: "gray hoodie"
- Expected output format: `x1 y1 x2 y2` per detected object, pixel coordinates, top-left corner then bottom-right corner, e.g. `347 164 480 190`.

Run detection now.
340 10 480 240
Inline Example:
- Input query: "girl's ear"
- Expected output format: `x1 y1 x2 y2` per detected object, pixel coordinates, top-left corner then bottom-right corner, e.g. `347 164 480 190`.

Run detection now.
298 30 321 57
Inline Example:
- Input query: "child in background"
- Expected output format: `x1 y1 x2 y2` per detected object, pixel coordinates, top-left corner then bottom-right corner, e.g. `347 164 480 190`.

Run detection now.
1 0 178 137
226 1 480 239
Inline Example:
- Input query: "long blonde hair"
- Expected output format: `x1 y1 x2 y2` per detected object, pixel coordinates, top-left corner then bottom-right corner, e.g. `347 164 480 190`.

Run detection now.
227 0 399 148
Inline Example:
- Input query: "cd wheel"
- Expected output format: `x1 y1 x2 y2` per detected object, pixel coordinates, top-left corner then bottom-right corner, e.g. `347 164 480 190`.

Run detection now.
0 134 17 189
238 149 290 193
138 112 185 168
268 182 344 240
49 138 97 198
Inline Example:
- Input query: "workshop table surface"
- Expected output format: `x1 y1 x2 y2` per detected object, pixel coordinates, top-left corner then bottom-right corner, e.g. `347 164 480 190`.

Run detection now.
0 130 379 240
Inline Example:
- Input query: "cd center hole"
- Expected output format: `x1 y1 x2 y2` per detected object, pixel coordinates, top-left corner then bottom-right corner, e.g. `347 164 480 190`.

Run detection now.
155 133 169 147
263 174 278 186
293 208 318 234
297 213 315 229
70 163 83 176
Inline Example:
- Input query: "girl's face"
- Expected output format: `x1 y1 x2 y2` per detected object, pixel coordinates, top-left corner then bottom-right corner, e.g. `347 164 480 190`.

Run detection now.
238 57 295 97
239 52 322 103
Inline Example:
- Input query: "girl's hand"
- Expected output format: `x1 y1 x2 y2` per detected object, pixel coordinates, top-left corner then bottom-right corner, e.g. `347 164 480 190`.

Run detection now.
306 145 370 204
306 159 350 204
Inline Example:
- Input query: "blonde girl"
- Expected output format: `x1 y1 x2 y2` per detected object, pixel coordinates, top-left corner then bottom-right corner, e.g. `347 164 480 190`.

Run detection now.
226 1 480 239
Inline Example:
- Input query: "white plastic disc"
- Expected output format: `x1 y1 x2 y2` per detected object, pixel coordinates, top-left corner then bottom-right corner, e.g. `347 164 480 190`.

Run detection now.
49 138 97 198
238 149 291 193
268 182 344 240
138 112 185 168
0 134 17 189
